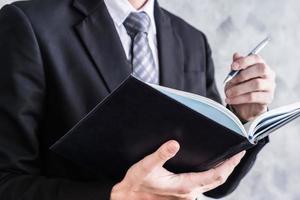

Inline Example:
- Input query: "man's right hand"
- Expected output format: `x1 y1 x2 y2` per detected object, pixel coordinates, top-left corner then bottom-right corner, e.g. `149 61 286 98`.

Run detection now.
110 140 245 200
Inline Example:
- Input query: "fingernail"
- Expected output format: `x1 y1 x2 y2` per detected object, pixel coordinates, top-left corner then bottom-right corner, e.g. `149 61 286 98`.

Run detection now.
167 140 180 154
231 62 239 70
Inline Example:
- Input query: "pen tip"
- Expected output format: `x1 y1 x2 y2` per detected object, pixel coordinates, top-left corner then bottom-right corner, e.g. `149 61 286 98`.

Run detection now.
265 36 271 42
223 77 230 84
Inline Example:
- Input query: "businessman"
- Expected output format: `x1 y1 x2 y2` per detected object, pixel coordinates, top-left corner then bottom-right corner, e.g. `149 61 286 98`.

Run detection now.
0 0 276 199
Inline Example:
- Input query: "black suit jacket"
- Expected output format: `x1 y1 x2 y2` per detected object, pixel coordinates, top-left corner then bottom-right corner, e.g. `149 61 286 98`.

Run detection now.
0 0 268 199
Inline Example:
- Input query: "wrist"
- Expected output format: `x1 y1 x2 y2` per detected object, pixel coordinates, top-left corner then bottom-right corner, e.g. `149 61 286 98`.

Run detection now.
227 104 248 123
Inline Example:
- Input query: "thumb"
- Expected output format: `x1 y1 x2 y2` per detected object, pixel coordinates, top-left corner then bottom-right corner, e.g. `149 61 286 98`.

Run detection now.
233 52 242 61
231 53 244 70
139 140 180 173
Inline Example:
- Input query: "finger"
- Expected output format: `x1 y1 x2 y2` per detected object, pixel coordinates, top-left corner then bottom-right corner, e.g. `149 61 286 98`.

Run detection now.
138 140 180 175
141 193 180 200
225 91 273 105
229 63 275 85
161 152 245 197
227 53 243 72
200 151 246 192
180 151 245 192
224 80 235 92
231 54 265 70
233 52 243 61
225 78 274 98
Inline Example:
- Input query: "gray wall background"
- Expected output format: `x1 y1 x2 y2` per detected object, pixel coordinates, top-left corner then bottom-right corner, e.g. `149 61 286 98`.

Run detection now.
1 0 300 199
158 1 300 199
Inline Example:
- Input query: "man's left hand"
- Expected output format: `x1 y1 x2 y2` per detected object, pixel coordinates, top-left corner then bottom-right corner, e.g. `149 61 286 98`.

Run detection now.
225 53 276 121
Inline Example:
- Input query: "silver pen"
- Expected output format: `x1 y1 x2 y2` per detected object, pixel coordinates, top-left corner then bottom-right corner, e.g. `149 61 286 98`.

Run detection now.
223 37 270 84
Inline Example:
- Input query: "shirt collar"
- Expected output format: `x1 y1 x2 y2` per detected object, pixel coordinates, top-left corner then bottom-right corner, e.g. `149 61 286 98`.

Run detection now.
104 0 156 34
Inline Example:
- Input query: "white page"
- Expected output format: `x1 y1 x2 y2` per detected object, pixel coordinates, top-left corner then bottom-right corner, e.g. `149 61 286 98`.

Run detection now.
253 109 300 133
252 111 300 143
147 83 246 137
248 102 300 137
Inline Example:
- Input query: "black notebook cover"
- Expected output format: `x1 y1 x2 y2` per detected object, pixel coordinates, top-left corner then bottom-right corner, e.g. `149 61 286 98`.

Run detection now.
50 75 254 181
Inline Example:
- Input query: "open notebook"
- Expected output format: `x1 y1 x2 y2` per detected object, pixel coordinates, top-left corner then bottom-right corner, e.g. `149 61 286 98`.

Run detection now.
149 83 300 144
51 75 300 178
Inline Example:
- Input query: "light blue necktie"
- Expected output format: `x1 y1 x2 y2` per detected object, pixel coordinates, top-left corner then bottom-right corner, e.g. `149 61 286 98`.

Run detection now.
124 12 159 84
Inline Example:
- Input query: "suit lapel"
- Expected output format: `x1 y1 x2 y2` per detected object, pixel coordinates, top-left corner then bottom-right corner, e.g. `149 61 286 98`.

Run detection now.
154 2 185 90
73 0 131 92
73 0 184 91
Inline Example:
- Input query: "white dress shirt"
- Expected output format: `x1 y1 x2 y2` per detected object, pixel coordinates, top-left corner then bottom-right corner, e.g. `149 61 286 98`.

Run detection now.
103 0 159 75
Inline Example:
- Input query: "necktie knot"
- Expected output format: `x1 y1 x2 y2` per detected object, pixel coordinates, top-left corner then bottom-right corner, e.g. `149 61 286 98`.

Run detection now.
124 12 151 38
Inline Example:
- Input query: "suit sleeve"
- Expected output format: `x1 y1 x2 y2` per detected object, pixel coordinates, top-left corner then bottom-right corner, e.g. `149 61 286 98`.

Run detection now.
200 33 269 198
0 4 114 200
